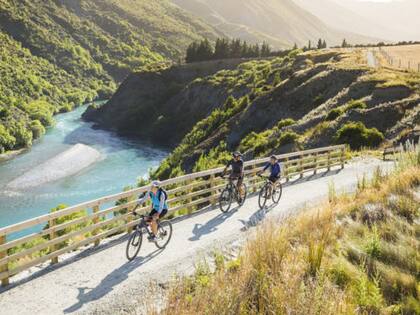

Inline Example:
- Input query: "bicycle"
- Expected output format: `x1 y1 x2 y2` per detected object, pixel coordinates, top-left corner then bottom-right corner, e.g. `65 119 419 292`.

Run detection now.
257 174 282 209
126 207 173 261
218 175 247 213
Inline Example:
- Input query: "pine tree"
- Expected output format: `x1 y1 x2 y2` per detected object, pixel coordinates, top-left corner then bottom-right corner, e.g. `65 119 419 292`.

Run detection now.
186 41 199 63
214 38 230 59
230 39 242 58
308 40 312 50
341 39 348 48
197 39 213 61
317 38 323 49
322 40 327 49
261 42 271 56
293 43 298 50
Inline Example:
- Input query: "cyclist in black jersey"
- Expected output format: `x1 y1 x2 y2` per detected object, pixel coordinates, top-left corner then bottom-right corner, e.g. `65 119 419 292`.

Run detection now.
222 151 245 198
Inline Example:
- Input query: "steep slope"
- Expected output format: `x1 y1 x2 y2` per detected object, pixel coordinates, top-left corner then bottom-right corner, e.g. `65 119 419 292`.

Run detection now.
0 0 220 154
0 0 220 82
86 49 420 179
171 0 375 48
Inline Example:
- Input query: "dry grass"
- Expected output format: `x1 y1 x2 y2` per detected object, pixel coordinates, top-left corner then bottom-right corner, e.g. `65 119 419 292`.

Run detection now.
378 45 420 72
150 147 420 315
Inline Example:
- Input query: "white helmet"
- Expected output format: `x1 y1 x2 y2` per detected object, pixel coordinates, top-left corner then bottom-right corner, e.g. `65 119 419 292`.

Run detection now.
151 180 161 188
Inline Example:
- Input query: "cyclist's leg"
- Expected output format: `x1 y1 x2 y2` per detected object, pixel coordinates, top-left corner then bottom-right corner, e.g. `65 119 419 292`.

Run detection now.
148 209 159 236
237 175 244 197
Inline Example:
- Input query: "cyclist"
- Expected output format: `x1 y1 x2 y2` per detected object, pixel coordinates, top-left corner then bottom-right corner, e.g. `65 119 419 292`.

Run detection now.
258 155 281 194
135 180 168 241
222 151 245 200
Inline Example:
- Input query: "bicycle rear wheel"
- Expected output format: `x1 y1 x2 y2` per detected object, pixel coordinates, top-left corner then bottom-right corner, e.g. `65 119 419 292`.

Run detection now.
219 188 232 213
237 183 247 206
258 184 270 209
272 182 282 204
155 221 173 249
126 229 143 261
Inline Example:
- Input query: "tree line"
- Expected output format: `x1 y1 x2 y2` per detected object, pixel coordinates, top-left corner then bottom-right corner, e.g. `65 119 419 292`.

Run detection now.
186 38 272 63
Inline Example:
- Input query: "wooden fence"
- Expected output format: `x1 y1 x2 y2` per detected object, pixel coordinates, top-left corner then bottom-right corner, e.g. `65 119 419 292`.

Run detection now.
0 145 346 286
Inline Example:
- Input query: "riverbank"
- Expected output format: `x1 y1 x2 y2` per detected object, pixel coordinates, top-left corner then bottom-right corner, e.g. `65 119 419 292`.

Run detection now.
0 149 28 163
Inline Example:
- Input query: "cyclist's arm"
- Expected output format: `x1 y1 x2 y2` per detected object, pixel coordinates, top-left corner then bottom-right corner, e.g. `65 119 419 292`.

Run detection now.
137 192 150 205
259 162 269 174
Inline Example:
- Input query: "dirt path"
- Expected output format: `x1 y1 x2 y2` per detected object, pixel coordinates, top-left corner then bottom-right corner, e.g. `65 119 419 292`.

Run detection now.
0 158 393 315
366 50 378 68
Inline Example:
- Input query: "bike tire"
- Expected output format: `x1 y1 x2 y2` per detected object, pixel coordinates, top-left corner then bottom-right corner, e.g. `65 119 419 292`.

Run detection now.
237 183 247 206
219 188 232 213
272 182 283 204
258 184 269 209
126 229 143 261
155 221 173 249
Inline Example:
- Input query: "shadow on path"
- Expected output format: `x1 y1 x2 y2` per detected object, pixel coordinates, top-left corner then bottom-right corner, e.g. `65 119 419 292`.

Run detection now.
0 234 129 294
238 203 276 231
189 208 238 241
64 248 163 313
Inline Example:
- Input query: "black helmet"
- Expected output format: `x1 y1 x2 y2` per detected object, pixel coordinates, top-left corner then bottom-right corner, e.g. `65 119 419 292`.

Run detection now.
233 151 242 157
270 155 277 160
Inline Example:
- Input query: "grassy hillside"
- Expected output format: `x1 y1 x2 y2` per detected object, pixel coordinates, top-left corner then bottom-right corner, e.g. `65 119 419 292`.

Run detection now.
156 149 420 314
0 0 220 154
87 49 419 179
0 0 220 81
171 0 375 48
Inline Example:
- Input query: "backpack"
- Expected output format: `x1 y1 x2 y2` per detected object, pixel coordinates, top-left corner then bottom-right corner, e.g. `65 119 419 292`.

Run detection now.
157 188 168 202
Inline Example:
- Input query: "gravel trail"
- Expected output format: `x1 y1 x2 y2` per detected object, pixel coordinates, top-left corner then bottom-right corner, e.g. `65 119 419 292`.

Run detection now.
0 158 393 315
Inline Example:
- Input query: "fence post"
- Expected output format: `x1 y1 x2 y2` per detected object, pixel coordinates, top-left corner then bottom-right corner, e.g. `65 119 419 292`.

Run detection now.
327 151 331 172
49 218 59 265
0 235 9 287
313 153 318 175
252 164 258 192
340 147 345 169
299 155 304 178
209 174 217 207
418 63 420 72
93 205 100 246
186 179 194 214
284 157 289 182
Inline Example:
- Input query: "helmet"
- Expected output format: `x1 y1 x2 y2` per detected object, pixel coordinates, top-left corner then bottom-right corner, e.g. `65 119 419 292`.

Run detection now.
233 151 242 157
151 180 161 188
270 155 277 160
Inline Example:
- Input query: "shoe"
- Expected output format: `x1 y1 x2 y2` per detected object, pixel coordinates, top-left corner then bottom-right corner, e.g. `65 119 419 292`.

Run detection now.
147 234 157 242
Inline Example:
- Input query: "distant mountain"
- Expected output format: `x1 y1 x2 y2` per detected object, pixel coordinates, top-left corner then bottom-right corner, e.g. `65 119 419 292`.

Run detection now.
171 0 375 48
337 0 420 41
293 0 417 42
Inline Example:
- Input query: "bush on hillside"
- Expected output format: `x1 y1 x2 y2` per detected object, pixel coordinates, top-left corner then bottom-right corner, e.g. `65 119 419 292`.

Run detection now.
335 122 384 150
345 99 367 111
326 108 344 121
30 120 46 139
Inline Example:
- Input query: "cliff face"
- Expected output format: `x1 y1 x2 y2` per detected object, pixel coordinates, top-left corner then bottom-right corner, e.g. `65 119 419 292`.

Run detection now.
83 59 252 146
84 50 420 179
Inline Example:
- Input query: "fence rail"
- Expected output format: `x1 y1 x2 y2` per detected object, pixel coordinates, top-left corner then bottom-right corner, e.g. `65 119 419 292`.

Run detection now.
0 145 346 286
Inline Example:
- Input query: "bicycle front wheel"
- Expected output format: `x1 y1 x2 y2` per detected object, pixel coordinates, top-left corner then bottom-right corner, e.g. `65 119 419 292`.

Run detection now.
219 188 232 213
126 229 143 261
155 221 173 249
258 184 270 209
272 182 282 204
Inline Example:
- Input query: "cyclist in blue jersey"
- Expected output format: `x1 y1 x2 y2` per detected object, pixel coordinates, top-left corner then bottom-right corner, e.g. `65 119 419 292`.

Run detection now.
135 181 168 241
258 155 281 195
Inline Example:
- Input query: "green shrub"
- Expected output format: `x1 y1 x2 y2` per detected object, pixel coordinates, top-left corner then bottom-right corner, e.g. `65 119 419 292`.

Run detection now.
30 120 46 139
0 125 16 152
345 99 367 111
325 108 344 121
278 131 300 146
335 122 384 150
277 118 296 129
